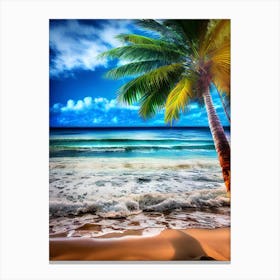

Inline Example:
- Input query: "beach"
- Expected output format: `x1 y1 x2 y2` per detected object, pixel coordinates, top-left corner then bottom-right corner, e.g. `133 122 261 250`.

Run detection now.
50 227 230 261
49 127 230 261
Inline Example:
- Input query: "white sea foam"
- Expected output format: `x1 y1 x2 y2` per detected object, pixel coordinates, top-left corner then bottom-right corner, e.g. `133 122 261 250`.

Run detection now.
50 187 229 217
49 207 230 237
49 157 230 236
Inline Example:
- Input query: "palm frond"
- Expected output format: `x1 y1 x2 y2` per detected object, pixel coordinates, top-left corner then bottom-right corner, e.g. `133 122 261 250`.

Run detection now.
136 19 177 39
211 67 230 96
116 33 188 53
99 44 184 63
165 77 194 123
118 63 184 105
116 34 157 45
138 73 182 119
209 42 230 95
163 20 209 59
201 19 230 56
163 20 188 43
138 88 169 119
105 60 167 79
135 19 167 34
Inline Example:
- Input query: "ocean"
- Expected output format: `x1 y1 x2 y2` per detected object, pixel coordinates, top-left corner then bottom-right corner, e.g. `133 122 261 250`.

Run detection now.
49 127 230 238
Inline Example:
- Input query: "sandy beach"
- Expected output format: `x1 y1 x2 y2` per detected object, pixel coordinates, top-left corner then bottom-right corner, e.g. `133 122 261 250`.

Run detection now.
50 227 230 261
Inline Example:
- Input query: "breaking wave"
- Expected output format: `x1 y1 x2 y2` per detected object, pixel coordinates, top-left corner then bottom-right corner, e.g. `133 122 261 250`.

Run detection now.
49 187 229 218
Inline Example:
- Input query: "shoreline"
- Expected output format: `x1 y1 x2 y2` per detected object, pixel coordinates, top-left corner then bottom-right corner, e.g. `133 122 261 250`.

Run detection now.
50 227 230 261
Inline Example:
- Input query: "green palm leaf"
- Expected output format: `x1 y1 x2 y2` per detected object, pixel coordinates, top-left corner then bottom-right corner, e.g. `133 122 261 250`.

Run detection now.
138 77 179 119
165 20 209 44
99 44 184 63
116 34 159 45
139 88 170 119
105 60 167 79
135 19 182 42
116 33 188 53
118 63 184 104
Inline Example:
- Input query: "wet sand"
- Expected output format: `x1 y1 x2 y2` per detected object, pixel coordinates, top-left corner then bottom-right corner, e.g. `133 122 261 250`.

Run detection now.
49 227 230 261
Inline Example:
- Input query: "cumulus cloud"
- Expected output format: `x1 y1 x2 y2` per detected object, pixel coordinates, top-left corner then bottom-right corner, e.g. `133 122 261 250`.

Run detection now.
50 20 132 77
60 97 93 112
50 96 141 127
52 96 139 114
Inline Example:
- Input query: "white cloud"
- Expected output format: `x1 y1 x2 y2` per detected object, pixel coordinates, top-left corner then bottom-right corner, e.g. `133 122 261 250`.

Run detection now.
52 96 139 114
50 20 132 77
51 95 144 127
60 97 93 112
94 97 106 103
84 96 92 106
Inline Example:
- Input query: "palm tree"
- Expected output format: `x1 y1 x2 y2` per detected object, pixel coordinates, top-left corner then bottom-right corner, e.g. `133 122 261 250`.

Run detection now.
100 19 231 192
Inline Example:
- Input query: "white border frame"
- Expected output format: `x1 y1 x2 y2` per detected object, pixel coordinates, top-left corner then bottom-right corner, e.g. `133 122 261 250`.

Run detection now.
1 0 279 279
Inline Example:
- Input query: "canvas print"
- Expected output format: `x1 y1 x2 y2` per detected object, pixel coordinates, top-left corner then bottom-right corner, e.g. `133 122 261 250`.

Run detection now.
49 19 230 261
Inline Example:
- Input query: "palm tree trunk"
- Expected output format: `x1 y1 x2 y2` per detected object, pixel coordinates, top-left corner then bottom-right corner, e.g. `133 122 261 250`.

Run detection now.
203 87 230 192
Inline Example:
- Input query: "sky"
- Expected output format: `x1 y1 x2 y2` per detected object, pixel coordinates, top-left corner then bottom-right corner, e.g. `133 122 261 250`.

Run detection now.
49 19 230 127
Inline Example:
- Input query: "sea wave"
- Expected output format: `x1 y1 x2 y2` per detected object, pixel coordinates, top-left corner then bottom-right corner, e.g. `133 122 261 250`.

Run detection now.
49 132 217 158
49 187 229 218
50 144 215 153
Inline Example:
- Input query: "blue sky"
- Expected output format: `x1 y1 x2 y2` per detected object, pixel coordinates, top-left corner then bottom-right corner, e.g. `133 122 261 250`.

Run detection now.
50 19 230 127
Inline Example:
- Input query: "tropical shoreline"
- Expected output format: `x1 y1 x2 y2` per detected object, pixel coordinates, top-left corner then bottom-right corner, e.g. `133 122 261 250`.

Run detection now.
49 227 230 261
49 128 230 261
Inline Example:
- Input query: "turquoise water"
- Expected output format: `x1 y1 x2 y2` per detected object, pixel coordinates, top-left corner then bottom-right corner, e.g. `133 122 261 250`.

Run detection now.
50 127 230 159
